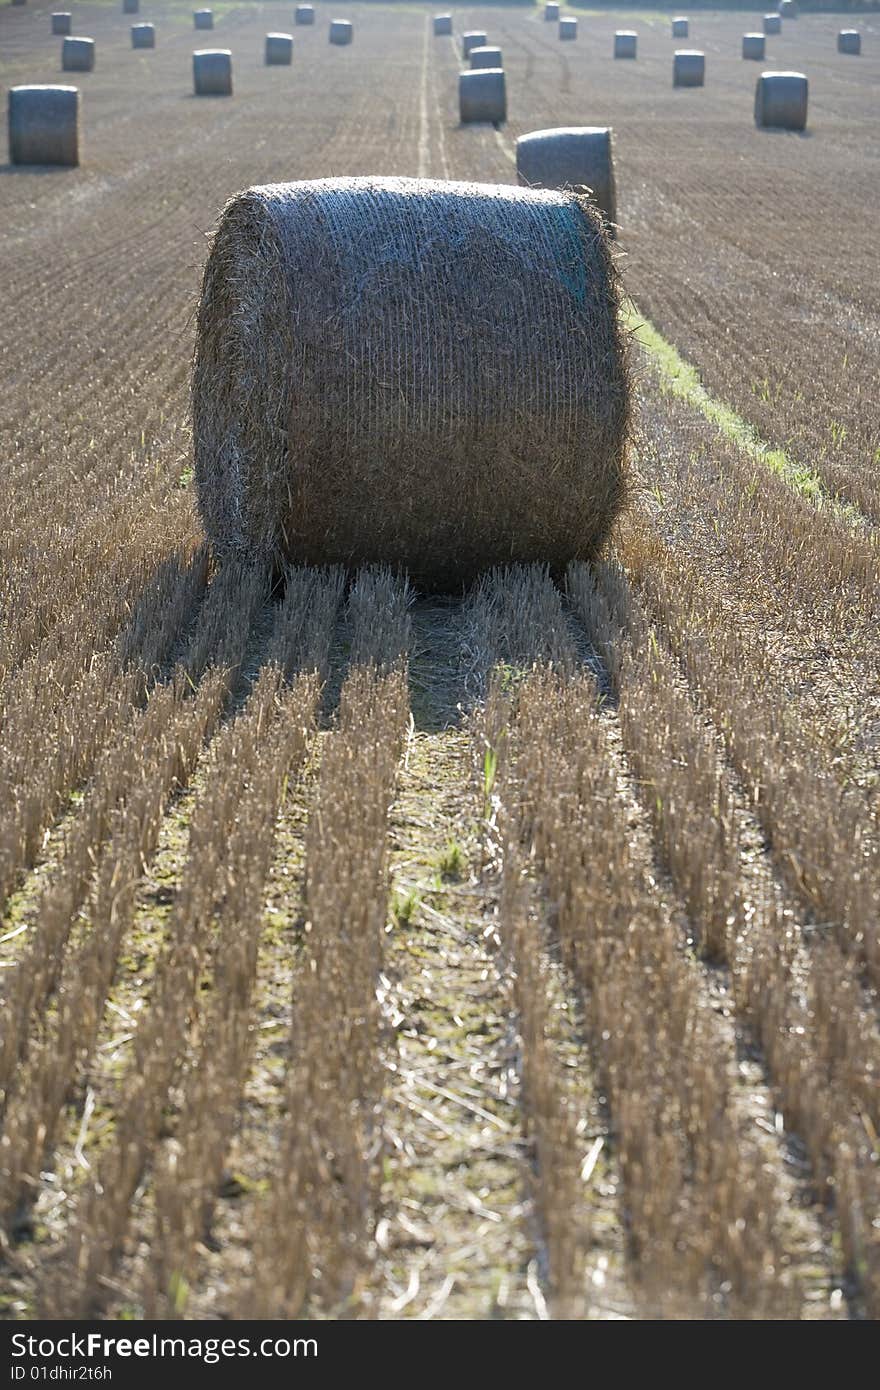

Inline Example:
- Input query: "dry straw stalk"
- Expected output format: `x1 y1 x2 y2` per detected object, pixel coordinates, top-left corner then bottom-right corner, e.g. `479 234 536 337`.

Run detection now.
192 176 629 589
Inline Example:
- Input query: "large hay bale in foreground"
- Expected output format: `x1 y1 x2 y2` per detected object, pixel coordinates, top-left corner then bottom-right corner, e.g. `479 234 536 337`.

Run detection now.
62 37 95 73
8 85 79 166
470 45 502 69
329 19 352 45
763 13 781 33
193 48 232 95
673 50 704 86
516 126 616 229
192 177 629 588
614 31 637 59
266 32 293 64
743 33 765 60
755 70 807 129
559 17 577 39
545 3 559 19
295 5 314 24
838 30 861 55
51 13 72 36
672 17 688 37
462 31 487 57
194 10 213 30
434 14 452 36
459 69 505 123
132 24 155 49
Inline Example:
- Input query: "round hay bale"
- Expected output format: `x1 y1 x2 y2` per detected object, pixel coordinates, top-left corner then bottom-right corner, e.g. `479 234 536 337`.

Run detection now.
131 24 155 49
462 31 487 57
192 176 629 589
544 3 560 20
763 13 781 34
559 18 578 40
51 13 72 36
778 0 797 16
516 126 616 230
838 30 861 55
122 0 138 13
8 85 79 167
470 45 502 70
295 5 315 23
671 17 689 38
459 69 505 123
754 70 807 129
193 48 232 96
673 50 704 86
62 37 95 73
265 32 293 65
329 19 352 45
614 31 637 59
433 14 452 37
742 33 765 60
194 10 213 30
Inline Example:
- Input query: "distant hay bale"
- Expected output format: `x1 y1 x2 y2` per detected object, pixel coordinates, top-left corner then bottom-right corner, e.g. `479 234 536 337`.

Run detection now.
778 0 797 16
614 31 637 59
559 17 577 40
265 32 293 64
295 5 315 23
516 126 616 229
131 24 155 49
194 10 213 30
329 19 353 45
62 37 95 73
671 17 688 37
433 14 452 36
742 33 765 60
459 69 505 123
544 3 559 19
462 31 487 57
470 46 502 69
192 176 629 589
673 50 704 86
763 13 781 34
122 0 138 13
8 85 79 167
838 29 861 55
193 48 232 96
754 70 807 129
51 13 72 36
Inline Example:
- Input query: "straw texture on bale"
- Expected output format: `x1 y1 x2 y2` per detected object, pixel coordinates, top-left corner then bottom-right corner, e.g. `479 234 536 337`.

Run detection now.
516 126 616 230
192 176 629 589
559 18 578 39
743 33 765 60
131 24 155 49
778 0 797 16
545 2 559 19
470 45 502 69
8 85 79 166
433 14 452 36
614 31 637 58
329 19 353 45
459 69 506 123
754 70 808 129
295 5 314 24
763 13 781 33
672 17 688 37
838 29 861 54
193 48 232 96
62 37 95 73
673 50 704 86
194 10 213 30
51 13 72 36
462 31 487 57
265 33 293 64
122 0 138 13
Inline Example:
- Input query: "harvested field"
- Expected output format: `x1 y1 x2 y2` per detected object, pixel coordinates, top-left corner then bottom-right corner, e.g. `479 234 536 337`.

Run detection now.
0 1 878 1324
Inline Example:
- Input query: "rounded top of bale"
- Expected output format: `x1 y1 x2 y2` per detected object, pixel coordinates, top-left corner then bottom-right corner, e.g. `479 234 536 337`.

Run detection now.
194 47 231 57
616 30 637 36
674 49 703 57
11 83 79 94
519 125 611 142
745 32 763 39
758 69 807 78
839 28 859 35
66 35 95 43
267 32 293 40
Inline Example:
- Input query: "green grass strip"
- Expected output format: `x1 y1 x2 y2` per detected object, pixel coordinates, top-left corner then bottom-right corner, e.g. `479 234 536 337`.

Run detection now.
624 302 860 518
